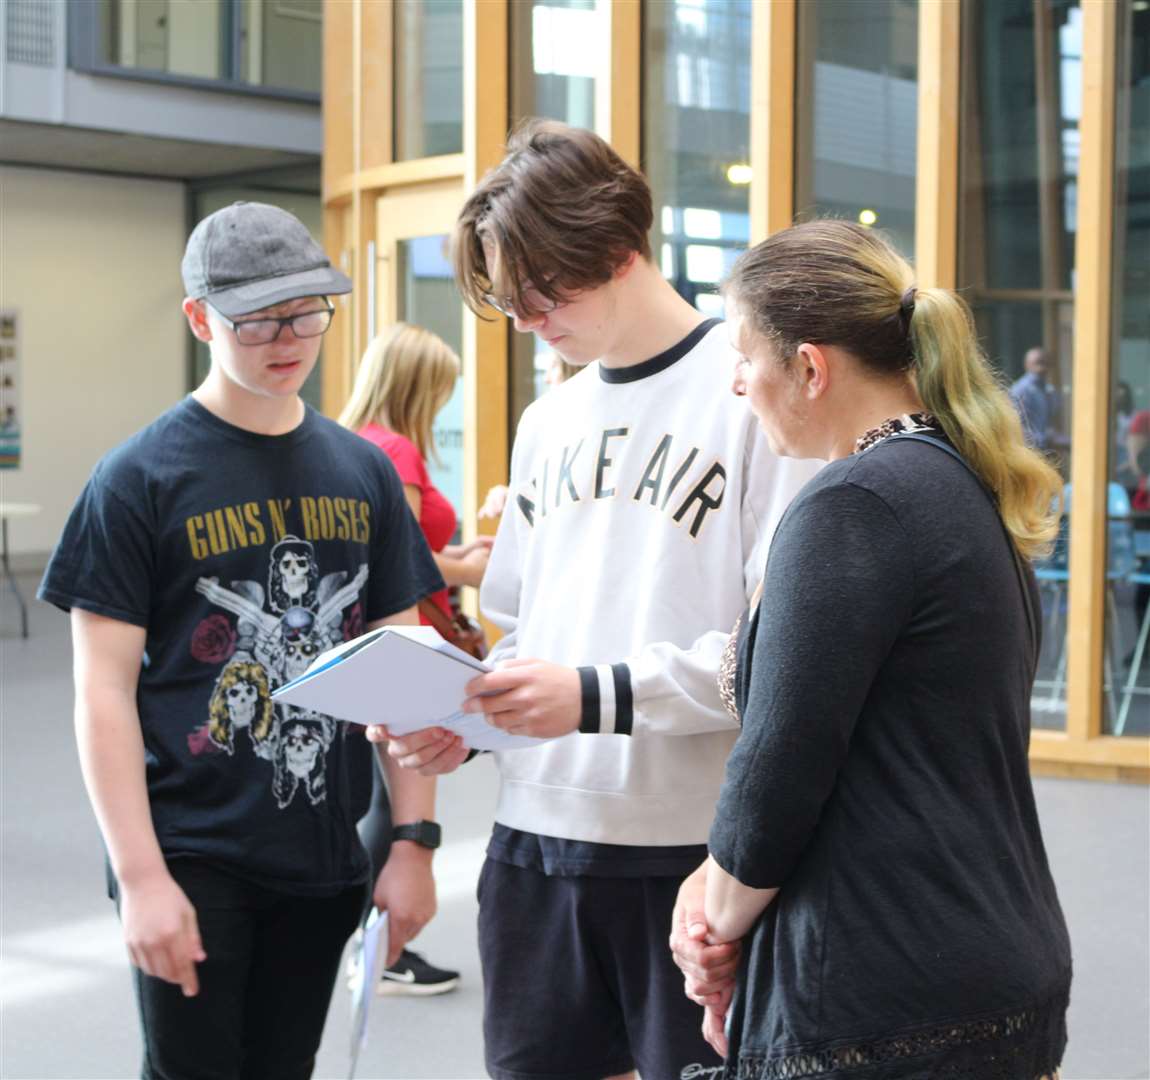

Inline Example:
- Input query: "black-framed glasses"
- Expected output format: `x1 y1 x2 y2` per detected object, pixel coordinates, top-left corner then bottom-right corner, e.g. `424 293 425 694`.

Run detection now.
216 302 335 346
482 287 561 320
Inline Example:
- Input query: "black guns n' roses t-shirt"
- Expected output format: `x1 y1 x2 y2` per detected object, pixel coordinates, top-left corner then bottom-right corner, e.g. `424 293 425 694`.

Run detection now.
40 398 443 895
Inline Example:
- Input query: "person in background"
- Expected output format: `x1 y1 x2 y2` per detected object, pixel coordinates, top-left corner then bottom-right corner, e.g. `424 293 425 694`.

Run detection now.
1128 408 1150 512
1114 381 1136 492
544 351 580 389
339 323 490 996
341 324 492 609
670 219 1071 1079
1126 406 1150 669
37 202 444 1078
1010 346 1064 453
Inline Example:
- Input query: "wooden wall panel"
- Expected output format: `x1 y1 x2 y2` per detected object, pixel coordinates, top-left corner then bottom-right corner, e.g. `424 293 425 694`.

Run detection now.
322 0 355 198
464 0 510 558
1065 0 1118 742
751 0 795 242
915 0 960 288
604 0 641 169
361 0 394 170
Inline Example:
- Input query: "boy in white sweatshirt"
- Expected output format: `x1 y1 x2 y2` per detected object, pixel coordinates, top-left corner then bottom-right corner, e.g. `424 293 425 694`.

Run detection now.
375 121 817 1080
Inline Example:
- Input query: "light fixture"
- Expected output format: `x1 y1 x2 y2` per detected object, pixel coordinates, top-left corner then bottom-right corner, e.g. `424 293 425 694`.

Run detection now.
858 208 878 227
726 163 753 186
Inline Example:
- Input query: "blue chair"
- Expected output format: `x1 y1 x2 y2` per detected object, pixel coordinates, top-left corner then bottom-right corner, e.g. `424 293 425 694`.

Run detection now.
1033 499 1070 718
1116 525 1150 736
1033 483 1132 730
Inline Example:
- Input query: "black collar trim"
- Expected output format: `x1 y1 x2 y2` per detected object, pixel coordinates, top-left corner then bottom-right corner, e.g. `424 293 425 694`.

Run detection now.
598 318 722 384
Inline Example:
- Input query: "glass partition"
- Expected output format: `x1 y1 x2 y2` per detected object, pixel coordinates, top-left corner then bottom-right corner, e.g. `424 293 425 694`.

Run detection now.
393 0 464 161
1105 0 1150 736
396 236 465 519
959 0 1082 731
794 0 918 254
643 0 752 317
507 0 604 424
510 0 600 130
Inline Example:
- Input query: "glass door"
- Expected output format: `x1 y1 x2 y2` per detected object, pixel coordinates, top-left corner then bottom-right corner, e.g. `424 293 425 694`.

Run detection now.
375 181 467 529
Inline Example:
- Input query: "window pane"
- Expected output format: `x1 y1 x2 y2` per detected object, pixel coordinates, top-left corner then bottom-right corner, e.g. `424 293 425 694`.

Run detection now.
507 0 604 425
959 0 1081 732
643 0 751 313
394 0 464 161
794 0 918 254
241 0 322 95
510 0 600 130
96 0 321 94
396 236 464 520
1106 0 1150 736
102 0 224 80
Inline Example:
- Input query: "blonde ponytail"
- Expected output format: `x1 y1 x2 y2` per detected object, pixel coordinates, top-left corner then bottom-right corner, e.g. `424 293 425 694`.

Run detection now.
338 323 461 463
909 289 1061 559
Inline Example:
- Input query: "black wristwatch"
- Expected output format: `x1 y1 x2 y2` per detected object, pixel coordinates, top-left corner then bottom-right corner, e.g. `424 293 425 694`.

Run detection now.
392 820 442 850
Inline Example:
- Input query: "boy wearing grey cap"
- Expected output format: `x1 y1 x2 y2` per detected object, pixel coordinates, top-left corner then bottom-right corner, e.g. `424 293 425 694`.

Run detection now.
39 202 446 1079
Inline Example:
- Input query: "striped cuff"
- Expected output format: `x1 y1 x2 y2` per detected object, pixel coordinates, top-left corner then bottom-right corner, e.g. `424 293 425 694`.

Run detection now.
576 663 634 735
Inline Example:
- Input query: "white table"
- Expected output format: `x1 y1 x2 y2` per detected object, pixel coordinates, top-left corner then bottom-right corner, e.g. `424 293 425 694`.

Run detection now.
0 501 42 638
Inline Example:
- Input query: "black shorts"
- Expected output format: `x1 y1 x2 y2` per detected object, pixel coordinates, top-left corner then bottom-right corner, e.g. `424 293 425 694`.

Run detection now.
477 857 723 1080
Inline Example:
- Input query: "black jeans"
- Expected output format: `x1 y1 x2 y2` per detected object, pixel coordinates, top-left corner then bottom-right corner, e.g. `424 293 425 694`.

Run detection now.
121 859 365 1080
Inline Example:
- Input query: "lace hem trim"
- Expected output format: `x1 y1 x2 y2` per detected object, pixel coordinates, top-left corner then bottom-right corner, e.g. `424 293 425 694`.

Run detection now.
731 994 1067 1080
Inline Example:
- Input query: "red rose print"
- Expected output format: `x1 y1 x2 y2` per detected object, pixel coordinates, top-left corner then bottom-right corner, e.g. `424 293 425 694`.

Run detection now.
187 723 221 756
190 614 237 664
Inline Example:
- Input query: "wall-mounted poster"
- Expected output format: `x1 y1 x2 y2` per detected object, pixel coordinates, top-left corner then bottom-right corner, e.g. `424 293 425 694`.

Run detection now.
0 309 20 469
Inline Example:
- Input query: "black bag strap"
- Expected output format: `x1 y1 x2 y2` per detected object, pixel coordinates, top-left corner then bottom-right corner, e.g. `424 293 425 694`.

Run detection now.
886 433 1039 672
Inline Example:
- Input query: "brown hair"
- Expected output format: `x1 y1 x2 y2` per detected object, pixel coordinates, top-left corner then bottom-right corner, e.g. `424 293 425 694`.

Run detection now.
724 219 1062 559
453 119 653 317
338 323 460 463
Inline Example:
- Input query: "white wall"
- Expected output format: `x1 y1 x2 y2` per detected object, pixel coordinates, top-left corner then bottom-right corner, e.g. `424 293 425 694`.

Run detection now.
0 166 187 559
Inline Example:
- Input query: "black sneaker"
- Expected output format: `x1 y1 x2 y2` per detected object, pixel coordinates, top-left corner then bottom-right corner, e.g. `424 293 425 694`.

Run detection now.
377 949 460 997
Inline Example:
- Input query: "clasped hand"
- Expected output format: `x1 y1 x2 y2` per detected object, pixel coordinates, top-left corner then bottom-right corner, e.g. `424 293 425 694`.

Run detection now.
366 659 581 774
669 861 742 1058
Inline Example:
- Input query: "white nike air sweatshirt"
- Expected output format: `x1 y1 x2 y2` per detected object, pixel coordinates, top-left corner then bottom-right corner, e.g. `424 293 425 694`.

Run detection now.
481 320 821 846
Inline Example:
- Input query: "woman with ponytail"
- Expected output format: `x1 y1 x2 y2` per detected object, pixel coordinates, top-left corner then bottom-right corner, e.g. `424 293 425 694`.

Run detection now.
670 220 1071 1079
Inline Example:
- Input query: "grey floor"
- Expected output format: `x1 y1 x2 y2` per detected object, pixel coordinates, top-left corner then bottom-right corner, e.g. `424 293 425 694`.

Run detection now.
2 570 1148 1080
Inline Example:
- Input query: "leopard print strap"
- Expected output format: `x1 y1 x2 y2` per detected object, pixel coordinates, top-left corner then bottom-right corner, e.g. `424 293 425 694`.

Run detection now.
718 583 764 725
855 411 939 454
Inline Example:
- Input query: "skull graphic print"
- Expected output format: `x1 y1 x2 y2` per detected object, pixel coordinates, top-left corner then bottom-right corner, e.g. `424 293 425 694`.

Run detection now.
192 535 369 807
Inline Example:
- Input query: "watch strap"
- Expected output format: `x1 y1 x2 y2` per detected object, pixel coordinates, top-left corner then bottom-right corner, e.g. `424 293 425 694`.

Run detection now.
392 820 441 850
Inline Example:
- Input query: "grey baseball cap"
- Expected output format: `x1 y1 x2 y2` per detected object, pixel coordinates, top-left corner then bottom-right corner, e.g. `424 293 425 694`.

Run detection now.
181 201 352 317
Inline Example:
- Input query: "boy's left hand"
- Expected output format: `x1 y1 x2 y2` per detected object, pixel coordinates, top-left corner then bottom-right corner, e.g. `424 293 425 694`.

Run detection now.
463 659 581 739
372 843 436 966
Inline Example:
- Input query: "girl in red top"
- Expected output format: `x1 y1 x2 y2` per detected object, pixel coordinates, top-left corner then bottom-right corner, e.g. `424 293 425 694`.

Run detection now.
340 323 491 622
339 323 491 996
1128 408 1150 512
